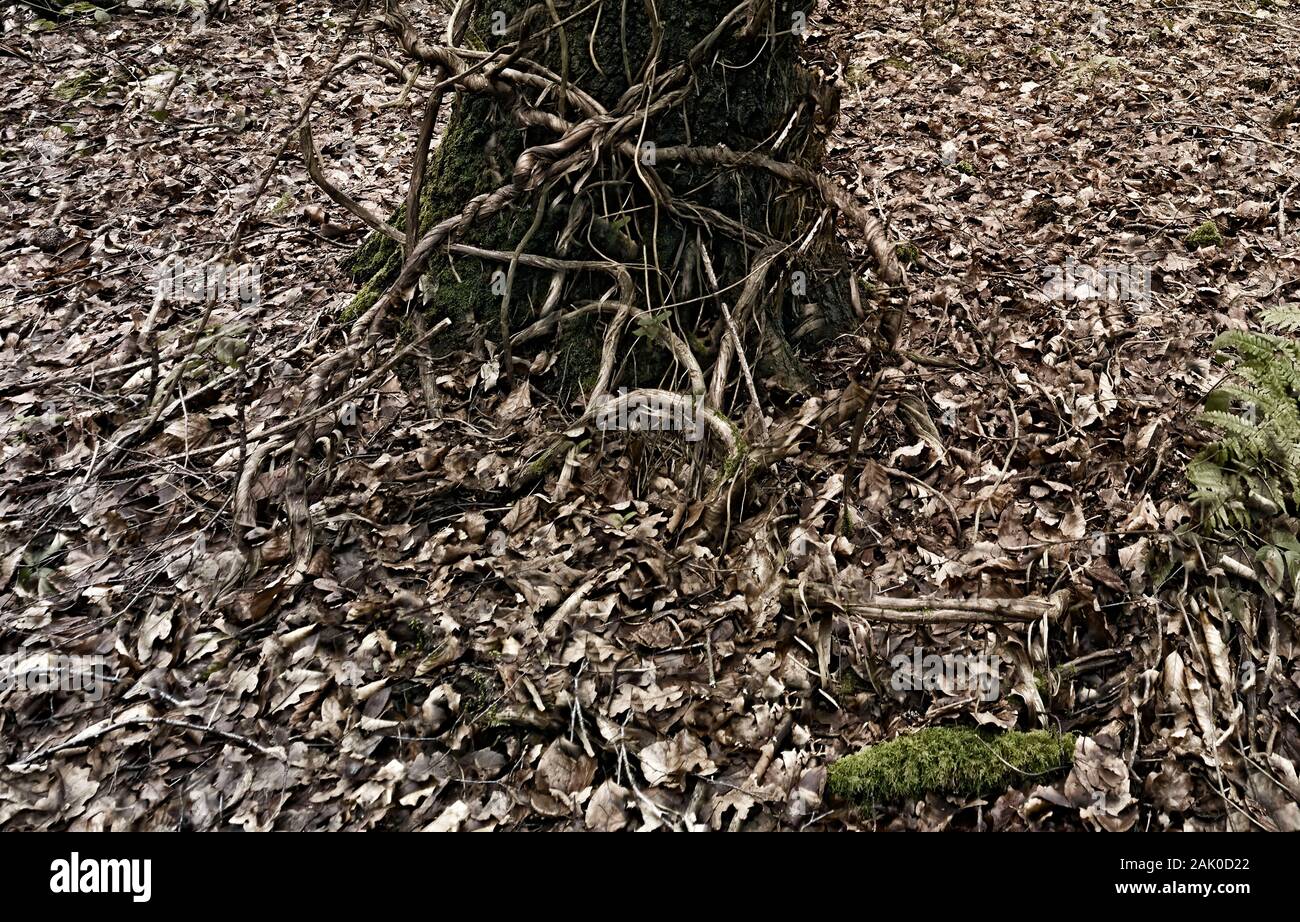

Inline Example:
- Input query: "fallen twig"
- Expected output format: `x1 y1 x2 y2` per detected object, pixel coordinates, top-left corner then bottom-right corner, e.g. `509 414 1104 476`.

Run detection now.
787 582 1068 623
11 716 290 769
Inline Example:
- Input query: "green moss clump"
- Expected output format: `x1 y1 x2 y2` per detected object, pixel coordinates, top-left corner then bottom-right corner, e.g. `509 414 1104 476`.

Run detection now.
342 217 402 284
51 70 100 101
956 159 976 176
719 438 749 482
828 727 1075 803
524 436 584 482
1185 220 1224 250
895 242 921 265
339 269 389 324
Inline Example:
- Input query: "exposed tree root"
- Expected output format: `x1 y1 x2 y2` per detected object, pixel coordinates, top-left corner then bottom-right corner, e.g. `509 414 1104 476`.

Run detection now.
280 0 913 567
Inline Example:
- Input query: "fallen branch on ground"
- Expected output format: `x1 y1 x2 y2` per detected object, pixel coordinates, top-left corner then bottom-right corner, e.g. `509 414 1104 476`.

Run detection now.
787 582 1069 623
10 716 290 769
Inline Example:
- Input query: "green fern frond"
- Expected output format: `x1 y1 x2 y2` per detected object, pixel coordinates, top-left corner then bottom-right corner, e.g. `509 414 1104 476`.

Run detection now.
1198 409 1260 441
1193 312 1300 530
1260 306 1300 333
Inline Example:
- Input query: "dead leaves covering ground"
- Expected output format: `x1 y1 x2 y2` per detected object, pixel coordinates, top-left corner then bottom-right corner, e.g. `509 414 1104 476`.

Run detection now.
1 0 1299 829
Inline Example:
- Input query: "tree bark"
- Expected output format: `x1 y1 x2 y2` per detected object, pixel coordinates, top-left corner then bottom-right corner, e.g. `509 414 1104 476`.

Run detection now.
346 0 896 408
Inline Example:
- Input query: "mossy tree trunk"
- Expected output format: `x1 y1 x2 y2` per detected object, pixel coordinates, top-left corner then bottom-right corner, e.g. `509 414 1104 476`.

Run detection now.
349 0 870 404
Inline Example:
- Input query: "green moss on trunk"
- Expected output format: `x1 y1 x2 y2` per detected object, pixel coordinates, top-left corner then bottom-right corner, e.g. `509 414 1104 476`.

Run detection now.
347 0 862 391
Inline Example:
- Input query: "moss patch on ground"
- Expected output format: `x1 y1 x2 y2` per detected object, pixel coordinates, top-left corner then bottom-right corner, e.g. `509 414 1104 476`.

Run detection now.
51 69 102 101
1185 219 1224 249
828 726 1075 803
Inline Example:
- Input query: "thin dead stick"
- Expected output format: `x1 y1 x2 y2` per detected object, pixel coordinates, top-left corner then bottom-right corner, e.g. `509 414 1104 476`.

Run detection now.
787 582 1068 623
102 317 451 476
229 0 370 254
0 357 152 397
837 607 1049 625
500 187 551 387
1280 181 1296 240
1159 119 1300 159
697 233 766 435
1055 648 1124 677
448 243 644 274
12 716 289 768
410 312 440 417
300 118 404 243
128 1 369 443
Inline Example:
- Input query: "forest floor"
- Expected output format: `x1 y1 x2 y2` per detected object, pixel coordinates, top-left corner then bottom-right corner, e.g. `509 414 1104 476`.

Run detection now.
2 0 1298 830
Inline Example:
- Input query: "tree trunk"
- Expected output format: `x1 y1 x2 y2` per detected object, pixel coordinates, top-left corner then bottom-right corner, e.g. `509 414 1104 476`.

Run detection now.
347 0 896 410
